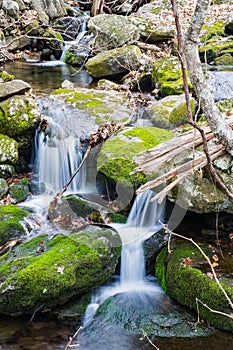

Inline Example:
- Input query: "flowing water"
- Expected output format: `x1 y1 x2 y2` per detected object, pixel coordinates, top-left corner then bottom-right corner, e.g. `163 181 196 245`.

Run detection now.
1 57 233 349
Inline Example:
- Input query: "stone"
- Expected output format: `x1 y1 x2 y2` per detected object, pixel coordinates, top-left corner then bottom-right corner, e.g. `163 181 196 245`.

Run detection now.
0 164 15 179
0 134 18 165
30 0 67 19
0 79 31 99
206 71 233 101
2 0 19 18
0 95 40 139
9 178 29 203
0 178 8 199
156 240 233 332
87 14 140 52
143 94 195 129
199 36 233 64
85 45 142 78
0 205 27 245
0 227 121 315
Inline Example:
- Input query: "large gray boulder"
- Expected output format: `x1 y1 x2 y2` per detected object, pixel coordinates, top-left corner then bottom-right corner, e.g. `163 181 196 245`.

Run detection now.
85 45 142 78
30 0 67 19
87 14 140 52
0 134 18 165
0 80 31 100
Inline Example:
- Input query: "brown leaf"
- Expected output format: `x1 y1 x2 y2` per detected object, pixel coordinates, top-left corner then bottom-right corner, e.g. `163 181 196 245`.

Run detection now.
212 262 219 268
212 254 219 262
182 257 195 267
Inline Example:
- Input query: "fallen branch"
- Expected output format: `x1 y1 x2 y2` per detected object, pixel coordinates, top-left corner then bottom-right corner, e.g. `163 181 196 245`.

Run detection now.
64 326 83 350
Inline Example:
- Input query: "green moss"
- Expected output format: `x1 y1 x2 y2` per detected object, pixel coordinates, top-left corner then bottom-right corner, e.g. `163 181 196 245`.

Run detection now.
98 126 173 184
0 230 121 315
157 240 233 331
155 248 167 293
200 21 225 43
0 71 14 82
214 53 233 66
0 205 27 245
217 97 233 112
199 37 233 63
9 178 29 203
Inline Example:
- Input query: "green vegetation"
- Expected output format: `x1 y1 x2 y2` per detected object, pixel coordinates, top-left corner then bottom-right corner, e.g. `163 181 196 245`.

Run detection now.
0 205 27 245
156 240 233 331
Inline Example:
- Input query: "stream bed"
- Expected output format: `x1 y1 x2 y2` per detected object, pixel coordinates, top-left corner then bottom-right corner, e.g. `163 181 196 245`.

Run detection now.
1 61 233 350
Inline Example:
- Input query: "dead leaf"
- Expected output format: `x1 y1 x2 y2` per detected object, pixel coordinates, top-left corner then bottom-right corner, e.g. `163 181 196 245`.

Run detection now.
182 257 195 267
212 262 219 268
212 254 219 261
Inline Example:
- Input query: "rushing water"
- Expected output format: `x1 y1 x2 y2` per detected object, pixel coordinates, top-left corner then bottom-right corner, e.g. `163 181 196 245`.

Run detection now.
1 60 233 349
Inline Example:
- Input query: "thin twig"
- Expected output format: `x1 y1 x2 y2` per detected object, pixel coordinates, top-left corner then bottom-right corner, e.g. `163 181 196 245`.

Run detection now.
64 326 83 350
141 329 159 350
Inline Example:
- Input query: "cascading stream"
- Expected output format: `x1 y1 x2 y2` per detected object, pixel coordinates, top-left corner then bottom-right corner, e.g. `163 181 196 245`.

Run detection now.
82 190 165 328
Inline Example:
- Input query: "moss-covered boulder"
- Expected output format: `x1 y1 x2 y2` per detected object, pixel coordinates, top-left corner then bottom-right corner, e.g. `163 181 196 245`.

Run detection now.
143 94 195 129
0 227 121 315
0 205 27 245
0 164 15 179
0 95 40 140
52 87 132 125
9 178 29 203
156 240 233 332
200 21 225 43
97 126 173 207
0 134 18 165
214 53 233 66
128 15 174 43
199 36 233 64
48 195 127 226
152 56 193 96
85 45 142 78
87 14 140 52
42 26 63 59
0 179 8 199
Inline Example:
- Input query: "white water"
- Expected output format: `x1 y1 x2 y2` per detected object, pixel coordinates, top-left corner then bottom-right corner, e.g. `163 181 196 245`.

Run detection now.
83 190 165 327
33 120 85 195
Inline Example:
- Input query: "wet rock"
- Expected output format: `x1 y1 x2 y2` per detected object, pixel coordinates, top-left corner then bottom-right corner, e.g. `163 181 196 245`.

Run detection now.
0 226 121 315
0 79 31 99
87 14 140 52
85 45 142 78
0 164 15 179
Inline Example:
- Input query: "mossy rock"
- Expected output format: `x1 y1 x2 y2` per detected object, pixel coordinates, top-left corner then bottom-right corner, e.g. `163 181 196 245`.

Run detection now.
0 134 18 165
0 164 15 179
87 14 140 52
0 205 27 245
48 195 127 225
200 21 225 43
0 227 121 315
42 26 63 59
199 36 233 64
217 97 233 112
0 96 40 140
156 240 233 332
52 87 132 125
0 71 14 82
152 56 193 96
9 178 29 204
97 126 173 204
0 178 8 199
85 45 142 78
214 53 233 66
128 15 174 43
143 94 195 129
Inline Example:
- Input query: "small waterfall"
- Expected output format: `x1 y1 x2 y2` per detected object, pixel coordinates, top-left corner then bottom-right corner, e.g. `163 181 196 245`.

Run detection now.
33 117 85 195
83 190 165 327
60 13 91 62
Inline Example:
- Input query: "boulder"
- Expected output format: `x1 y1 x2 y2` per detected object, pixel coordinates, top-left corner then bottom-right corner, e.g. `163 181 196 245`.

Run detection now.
199 35 233 64
152 56 193 96
0 164 15 179
97 126 173 210
0 96 40 140
9 178 29 203
143 94 195 129
129 15 174 43
156 240 233 332
225 14 233 35
85 45 142 78
52 86 133 125
0 178 8 199
0 134 18 165
0 79 31 99
0 205 27 245
206 71 233 101
87 14 140 52
30 0 67 19
2 0 19 18
0 226 121 315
